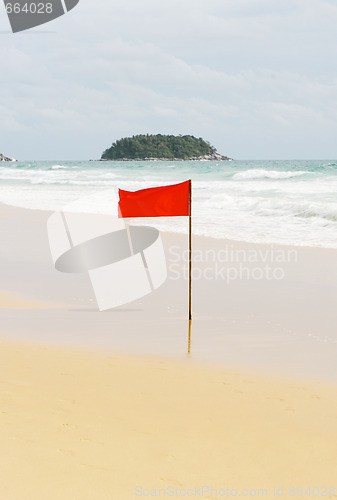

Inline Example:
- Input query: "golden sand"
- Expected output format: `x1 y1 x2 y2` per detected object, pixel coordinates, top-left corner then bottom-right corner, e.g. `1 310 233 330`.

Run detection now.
0 340 336 499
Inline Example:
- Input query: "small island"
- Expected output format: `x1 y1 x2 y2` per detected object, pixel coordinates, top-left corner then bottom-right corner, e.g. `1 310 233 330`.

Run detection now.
0 153 16 162
101 134 231 161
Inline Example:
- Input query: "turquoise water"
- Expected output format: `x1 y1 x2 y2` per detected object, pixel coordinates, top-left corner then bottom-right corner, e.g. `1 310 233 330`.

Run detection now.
1 159 337 247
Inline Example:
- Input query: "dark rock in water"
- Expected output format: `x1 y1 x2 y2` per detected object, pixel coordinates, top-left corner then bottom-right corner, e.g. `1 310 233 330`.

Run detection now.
0 153 17 162
188 152 232 161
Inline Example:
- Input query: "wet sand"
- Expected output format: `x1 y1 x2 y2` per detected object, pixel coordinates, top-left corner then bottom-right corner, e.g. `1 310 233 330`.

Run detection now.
1 202 337 379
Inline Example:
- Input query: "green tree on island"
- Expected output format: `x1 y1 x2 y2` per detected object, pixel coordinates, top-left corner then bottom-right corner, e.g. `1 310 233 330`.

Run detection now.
101 134 224 160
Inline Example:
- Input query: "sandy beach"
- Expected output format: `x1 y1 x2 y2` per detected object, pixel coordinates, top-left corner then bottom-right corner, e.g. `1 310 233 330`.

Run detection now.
1 201 337 498
1 339 337 499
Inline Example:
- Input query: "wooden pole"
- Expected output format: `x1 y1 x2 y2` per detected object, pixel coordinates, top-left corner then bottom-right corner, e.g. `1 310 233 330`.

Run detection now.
189 180 192 321
188 318 192 355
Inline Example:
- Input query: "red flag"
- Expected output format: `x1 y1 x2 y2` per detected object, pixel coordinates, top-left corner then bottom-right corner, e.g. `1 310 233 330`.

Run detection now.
118 180 190 218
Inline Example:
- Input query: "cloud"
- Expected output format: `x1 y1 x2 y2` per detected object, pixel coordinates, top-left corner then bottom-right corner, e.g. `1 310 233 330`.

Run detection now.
1 0 337 158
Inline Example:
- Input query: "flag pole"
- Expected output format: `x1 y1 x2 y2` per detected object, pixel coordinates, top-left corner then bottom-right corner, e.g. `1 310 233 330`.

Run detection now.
189 180 192 321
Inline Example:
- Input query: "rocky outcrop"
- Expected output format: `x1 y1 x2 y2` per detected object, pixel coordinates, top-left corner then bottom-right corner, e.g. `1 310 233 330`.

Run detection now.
101 153 232 161
189 152 232 161
0 153 16 162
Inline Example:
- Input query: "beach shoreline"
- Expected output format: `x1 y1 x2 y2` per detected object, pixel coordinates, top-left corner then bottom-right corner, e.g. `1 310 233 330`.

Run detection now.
1 201 337 380
1 201 337 497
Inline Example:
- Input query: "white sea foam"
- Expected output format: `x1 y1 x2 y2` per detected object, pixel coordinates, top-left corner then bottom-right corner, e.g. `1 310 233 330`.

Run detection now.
232 169 311 180
1 160 337 248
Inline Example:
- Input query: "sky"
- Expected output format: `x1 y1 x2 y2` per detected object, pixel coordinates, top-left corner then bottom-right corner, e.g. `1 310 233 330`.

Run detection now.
1 0 337 160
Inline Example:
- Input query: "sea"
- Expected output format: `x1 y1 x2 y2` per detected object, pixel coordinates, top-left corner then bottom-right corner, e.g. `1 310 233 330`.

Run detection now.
1 159 337 248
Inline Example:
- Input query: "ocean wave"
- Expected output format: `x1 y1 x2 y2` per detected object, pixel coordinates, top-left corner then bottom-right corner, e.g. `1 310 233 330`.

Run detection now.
321 162 337 168
204 193 337 221
2 159 337 248
233 169 311 180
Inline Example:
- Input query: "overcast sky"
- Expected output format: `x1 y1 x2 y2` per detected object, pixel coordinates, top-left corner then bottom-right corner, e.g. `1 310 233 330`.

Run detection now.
1 0 337 160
